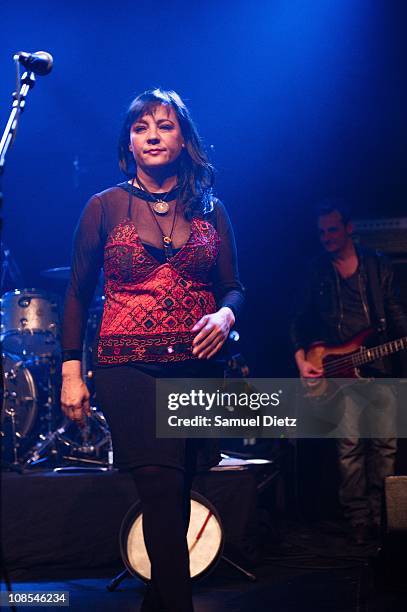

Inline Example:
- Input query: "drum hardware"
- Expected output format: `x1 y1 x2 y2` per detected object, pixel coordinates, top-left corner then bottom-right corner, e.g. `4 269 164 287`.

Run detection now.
1 284 111 469
2 353 39 466
46 412 110 465
56 407 114 469
0 243 24 293
16 352 62 466
1 349 112 469
2 404 20 466
40 266 71 281
21 422 68 467
21 407 113 469
107 491 256 593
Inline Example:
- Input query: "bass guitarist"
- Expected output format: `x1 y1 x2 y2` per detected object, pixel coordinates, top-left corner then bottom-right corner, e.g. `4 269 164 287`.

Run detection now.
291 199 407 544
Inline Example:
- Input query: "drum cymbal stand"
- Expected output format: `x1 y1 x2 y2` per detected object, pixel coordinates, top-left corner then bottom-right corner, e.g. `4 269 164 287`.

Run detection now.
1 361 31 472
1 402 23 470
0 243 24 293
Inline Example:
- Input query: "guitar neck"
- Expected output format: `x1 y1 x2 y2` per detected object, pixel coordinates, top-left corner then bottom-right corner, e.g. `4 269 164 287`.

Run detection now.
354 336 407 366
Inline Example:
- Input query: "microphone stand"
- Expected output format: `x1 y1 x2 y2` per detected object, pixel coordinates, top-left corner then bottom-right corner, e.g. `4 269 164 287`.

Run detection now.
0 69 36 269
0 68 36 612
0 70 36 173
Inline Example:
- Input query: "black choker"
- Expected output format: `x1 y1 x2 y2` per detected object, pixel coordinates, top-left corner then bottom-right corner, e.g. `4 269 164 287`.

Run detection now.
131 177 179 215
120 182 179 209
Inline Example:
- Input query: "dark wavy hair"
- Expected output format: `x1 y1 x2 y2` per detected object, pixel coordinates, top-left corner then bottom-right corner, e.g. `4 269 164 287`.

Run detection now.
118 88 215 218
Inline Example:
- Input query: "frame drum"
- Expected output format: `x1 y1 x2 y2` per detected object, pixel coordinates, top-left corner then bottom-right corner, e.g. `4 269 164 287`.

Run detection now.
120 491 224 582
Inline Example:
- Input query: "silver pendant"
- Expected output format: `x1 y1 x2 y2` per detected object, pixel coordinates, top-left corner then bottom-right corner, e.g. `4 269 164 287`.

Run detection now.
152 200 170 215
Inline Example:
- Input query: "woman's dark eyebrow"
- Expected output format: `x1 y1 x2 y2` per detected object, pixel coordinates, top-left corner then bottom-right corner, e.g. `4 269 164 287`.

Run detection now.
133 117 175 126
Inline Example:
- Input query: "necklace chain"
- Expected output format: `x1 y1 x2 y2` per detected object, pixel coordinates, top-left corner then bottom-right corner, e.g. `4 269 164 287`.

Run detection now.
131 177 178 260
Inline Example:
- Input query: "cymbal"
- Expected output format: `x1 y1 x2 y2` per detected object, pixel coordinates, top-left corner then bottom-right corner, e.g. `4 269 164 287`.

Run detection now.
41 266 70 280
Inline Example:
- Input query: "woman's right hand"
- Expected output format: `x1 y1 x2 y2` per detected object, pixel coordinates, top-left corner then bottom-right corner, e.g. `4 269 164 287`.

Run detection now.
61 360 91 424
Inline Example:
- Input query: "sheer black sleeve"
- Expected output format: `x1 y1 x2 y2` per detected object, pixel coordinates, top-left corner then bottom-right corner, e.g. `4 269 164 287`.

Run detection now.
211 200 245 318
62 196 105 361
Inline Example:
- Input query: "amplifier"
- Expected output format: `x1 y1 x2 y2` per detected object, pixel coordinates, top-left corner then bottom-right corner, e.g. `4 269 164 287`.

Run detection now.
353 217 407 255
385 476 407 533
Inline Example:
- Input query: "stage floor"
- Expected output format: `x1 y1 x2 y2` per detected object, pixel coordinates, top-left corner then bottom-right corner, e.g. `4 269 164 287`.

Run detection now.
2 467 406 610
5 521 406 612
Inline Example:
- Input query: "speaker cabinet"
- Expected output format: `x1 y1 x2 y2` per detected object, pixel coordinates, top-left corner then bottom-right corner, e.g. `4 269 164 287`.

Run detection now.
385 475 407 533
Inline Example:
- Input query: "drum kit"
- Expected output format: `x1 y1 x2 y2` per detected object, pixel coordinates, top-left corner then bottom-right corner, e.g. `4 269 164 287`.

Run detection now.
1 264 111 470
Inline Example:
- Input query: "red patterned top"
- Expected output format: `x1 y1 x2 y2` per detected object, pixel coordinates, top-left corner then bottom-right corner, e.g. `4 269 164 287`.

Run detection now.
99 217 219 363
62 185 244 365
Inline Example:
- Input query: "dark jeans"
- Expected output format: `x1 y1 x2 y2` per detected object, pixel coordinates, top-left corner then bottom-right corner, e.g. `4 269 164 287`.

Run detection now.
336 383 397 527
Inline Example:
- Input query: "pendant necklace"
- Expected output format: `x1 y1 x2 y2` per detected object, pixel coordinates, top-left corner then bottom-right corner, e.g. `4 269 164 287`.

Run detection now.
146 199 179 260
130 177 179 259
135 174 177 216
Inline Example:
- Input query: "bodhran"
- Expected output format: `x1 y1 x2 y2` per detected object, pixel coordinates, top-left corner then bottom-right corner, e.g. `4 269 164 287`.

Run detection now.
0 288 61 358
120 491 224 581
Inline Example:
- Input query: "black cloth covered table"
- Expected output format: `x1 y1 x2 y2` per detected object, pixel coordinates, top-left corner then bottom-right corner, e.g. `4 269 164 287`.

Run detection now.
2 468 260 580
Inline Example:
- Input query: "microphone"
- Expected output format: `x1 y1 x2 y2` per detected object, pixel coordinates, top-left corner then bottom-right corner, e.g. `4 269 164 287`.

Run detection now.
13 51 53 76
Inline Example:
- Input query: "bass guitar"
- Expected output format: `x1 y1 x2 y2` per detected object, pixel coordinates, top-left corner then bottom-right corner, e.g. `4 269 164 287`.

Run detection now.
304 328 407 400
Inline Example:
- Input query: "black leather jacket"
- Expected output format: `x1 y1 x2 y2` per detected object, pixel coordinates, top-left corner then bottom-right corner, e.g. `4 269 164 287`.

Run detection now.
291 246 407 354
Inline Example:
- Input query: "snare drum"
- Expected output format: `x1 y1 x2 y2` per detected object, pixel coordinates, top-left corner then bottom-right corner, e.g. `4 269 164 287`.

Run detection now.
0 289 61 358
120 491 224 581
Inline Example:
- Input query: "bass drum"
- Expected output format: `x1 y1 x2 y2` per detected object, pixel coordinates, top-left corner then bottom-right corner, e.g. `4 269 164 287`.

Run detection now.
1 353 38 458
120 491 224 582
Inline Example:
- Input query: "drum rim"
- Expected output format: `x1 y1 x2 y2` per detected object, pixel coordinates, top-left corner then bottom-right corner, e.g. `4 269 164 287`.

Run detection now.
2 287 58 296
1 351 38 438
119 489 224 583
1 288 61 304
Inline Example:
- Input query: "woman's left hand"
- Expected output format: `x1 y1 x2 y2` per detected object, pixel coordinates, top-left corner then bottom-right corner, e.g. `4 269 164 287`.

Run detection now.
191 307 235 359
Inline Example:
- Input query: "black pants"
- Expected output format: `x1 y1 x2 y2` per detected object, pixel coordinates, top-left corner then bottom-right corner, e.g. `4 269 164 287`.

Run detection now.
94 363 222 611
336 383 397 527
